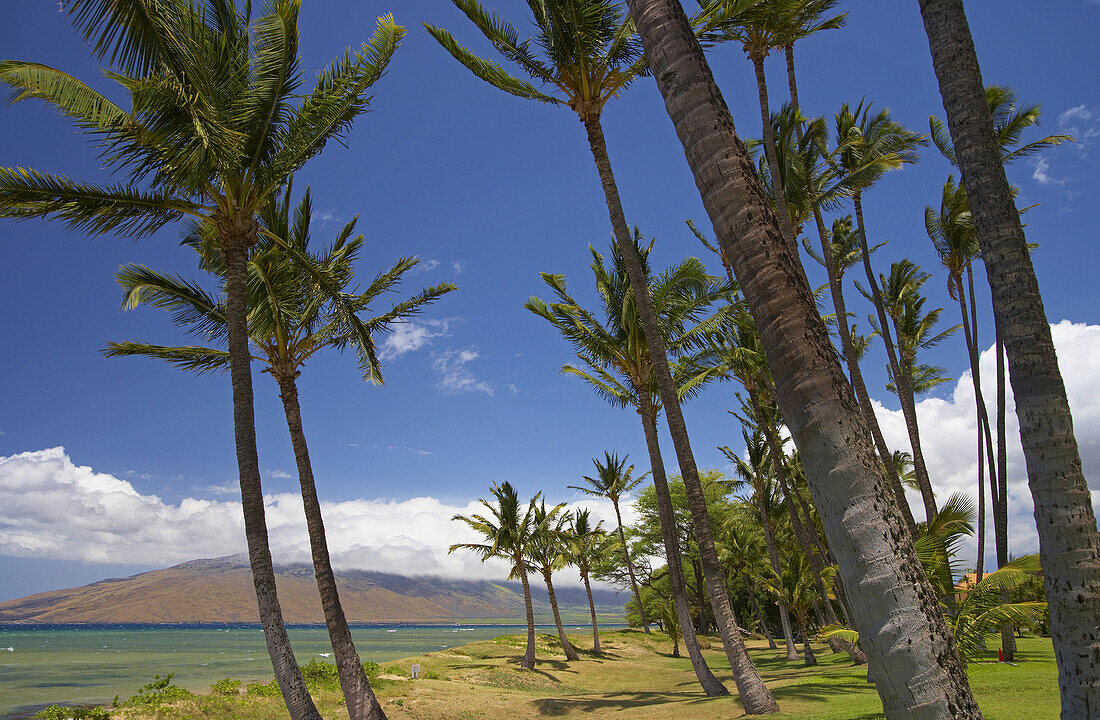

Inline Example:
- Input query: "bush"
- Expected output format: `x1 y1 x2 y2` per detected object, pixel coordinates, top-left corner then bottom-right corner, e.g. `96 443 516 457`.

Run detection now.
301 659 340 691
34 705 109 720
210 677 241 696
245 679 281 697
123 674 192 707
362 661 380 679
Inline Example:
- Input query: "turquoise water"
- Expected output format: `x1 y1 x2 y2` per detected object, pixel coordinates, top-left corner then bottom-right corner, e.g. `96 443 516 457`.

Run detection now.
0 623 581 719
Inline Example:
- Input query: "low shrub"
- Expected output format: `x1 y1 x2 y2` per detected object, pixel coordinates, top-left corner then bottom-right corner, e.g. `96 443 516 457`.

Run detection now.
34 705 110 720
210 677 241 696
245 679 281 697
301 659 340 691
123 674 192 707
362 661 380 679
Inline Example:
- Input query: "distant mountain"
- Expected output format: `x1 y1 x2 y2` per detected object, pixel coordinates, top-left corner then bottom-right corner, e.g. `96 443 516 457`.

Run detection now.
0 555 625 624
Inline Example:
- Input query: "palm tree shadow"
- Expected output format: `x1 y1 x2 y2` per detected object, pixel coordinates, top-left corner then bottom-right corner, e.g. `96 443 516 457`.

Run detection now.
533 691 722 716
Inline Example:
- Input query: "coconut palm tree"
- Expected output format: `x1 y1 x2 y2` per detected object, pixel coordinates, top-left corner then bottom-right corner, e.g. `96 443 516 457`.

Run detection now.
104 187 454 720
0 4 403 718
526 501 580 661
719 514 777 649
451 482 541 669
773 0 845 120
569 452 650 633
765 553 833 666
427 7 774 708
722 428 799 659
918 8 1100 710
623 1 982 716
565 509 607 653
527 234 731 697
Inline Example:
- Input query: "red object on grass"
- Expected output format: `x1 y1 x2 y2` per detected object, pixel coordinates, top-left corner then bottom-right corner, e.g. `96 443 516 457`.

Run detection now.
999 648 1004 662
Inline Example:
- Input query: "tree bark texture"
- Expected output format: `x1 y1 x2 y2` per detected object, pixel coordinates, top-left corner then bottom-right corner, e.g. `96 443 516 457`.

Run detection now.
542 570 580 661
582 571 601 653
517 556 537 669
624 2 982 717
919 2 1100 714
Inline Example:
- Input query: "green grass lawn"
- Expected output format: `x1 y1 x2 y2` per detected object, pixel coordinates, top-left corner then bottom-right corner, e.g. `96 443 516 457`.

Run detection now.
103 631 1059 720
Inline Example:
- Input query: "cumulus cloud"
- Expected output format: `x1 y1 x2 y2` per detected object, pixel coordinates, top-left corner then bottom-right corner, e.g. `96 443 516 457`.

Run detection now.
0 449 626 584
432 347 496 396
872 320 1100 565
1031 157 1065 185
378 318 455 361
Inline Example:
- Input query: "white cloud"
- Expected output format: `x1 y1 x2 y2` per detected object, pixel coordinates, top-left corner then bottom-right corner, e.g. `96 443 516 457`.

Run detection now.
378 318 455 361
1031 157 1065 185
432 347 496 396
387 445 433 456
872 320 1100 565
451 260 464 275
1058 103 1099 155
197 480 239 496
411 258 441 274
268 469 292 480
0 449 629 584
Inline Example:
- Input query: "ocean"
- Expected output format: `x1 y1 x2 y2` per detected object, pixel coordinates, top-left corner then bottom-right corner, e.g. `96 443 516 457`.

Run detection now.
0 622 588 719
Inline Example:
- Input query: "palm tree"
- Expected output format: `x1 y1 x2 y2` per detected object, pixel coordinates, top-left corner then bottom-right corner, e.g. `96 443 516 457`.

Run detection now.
451 482 541 669
527 235 731 697
918 7 1100 711
623 1 982 716
565 509 607 653
427 7 775 709
0 5 403 718
569 453 650 633
773 0 845 120
526 501 580 661
765 554 832 666
722 428 799 660
105 187 454 720
719 514 777 649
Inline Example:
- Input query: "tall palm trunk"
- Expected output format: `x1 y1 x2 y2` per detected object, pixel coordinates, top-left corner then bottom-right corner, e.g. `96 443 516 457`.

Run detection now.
753 394 865 664
854 195 938 521
624 2 982 717
581 569 601 653
275 374 384 720
219 227 321 720
796 616 817 666
613 501 651 632
750 54 800 266
889 307 939 522
919 3 1100 714
541 570 579 661
516 554 537 669
583 113 777 715
745 573 777 649
754 482 799 661
994 329 1016 661
782 46 917 536
637 397 730 697
814 206 917 536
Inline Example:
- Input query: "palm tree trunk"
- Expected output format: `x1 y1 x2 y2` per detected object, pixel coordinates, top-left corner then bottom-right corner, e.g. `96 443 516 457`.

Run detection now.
918 4 1100 712
966 265 1001 581
751 54 801 267
813 206 917 536
219 229 321 720
745 574 777 649
275 374 383 720
613 501 650 632
796 616 817 667
623 3 982 717
637 397 729 697
854 195 939 522
542 570 579 661
583 112 777 715
994 329 1016 662
890 315 939 523
754 480 799 661
516 555 537 669
582 570 601 653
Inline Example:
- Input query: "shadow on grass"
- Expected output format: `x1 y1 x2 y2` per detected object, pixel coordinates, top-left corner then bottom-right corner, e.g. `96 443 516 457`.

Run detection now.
533 691 724 716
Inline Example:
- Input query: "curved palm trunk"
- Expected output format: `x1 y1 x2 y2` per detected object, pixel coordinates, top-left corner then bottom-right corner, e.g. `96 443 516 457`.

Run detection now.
581 570 601 653
624 3 982 717
637 398 729 697
745 574 777 649
516 555 537 669
750 54 801 268
542 570 579 661
755 486 799 661
220 231 321 720
275 375 384 720
890 314 939 523
796 615 817 667
813 205 918 536
613 501 651 633
854 195 939 522
584 113 777 715
919 4 1100 713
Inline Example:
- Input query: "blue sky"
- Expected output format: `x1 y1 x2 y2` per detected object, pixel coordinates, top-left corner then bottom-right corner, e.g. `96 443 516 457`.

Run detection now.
1 0 1098 601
